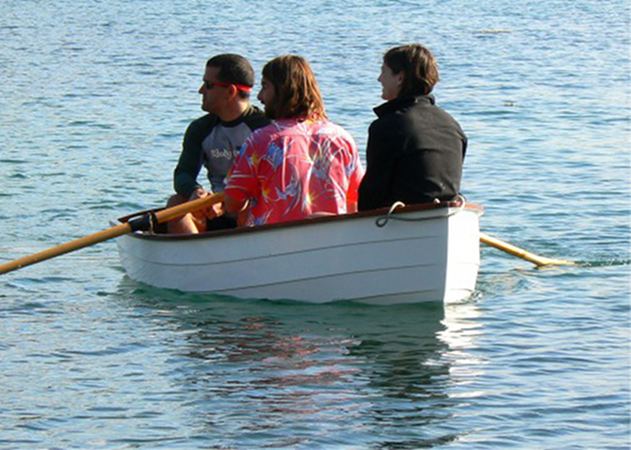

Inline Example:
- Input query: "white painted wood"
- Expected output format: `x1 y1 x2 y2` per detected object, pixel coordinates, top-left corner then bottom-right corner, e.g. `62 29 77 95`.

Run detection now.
116 205 482 305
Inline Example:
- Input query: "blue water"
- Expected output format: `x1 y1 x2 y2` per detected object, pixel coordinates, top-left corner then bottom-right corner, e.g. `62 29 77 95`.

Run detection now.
1 0 629 448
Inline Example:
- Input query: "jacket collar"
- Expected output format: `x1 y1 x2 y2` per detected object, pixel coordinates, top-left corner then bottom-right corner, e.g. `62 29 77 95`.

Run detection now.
373 95 435 118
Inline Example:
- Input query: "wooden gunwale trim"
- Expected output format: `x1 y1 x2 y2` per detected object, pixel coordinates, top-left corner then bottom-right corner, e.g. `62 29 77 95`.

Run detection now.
118 201 484 241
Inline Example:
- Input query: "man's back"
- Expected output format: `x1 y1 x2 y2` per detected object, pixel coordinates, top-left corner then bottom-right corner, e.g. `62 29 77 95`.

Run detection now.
226 118 363 226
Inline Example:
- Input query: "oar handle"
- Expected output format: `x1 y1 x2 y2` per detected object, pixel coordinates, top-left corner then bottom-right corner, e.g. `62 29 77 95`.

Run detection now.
480 232 574 267
154 192 224 224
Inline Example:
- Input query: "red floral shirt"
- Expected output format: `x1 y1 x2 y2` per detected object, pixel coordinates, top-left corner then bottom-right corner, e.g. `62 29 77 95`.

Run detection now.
225 118 363 226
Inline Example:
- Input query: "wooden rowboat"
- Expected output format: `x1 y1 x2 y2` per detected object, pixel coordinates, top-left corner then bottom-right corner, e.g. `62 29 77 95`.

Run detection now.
115 201 483 305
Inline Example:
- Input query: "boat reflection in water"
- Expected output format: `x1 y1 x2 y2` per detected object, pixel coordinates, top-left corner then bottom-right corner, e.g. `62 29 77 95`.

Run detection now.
121 283 483 447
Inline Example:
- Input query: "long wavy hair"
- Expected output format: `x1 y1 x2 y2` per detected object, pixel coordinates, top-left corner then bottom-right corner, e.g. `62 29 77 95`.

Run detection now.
384 44 440 97
261 55 327 121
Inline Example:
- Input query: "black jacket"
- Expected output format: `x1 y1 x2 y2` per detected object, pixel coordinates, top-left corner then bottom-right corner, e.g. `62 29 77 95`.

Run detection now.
358 95 467 211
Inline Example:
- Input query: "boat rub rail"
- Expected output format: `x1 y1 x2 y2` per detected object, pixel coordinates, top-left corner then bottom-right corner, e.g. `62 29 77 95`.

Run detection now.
118 200 484 241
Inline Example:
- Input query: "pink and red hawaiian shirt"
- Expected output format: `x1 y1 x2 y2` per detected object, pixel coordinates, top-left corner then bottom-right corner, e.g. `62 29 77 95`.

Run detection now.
225 118 364 226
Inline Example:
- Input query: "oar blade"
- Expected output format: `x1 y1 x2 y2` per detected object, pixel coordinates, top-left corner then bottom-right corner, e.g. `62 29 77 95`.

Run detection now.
480 232 575 267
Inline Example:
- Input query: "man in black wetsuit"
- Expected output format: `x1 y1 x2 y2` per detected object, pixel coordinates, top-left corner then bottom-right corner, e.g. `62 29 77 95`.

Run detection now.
168 54 270 233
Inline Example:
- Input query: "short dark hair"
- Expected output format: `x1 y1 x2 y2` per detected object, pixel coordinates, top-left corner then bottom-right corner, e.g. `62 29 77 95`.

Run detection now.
261 55 327 121
206 54 255 99
384 44 440 97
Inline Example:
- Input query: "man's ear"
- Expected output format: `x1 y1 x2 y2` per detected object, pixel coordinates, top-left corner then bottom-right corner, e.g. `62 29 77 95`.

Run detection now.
228 84 239 99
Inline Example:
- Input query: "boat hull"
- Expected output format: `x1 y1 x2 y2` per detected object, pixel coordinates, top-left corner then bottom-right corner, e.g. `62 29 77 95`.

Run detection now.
116 203 482 305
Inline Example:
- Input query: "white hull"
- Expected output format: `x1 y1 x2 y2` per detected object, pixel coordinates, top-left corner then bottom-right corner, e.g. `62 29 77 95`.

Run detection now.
116 203 482 305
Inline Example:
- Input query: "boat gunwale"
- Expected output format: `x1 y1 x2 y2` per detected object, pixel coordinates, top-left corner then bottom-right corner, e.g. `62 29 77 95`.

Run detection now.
117 201 484 241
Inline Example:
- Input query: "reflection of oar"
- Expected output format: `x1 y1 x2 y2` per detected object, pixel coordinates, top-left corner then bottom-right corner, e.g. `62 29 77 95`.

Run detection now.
0 193 224 275
480 232 575 267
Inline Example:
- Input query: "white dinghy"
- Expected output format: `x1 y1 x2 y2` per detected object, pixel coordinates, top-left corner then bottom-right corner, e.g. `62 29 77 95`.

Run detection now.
115 201 483 305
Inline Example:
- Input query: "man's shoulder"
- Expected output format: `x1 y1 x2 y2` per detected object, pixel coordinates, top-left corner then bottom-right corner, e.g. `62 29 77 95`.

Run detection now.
244 121 277 147
314 120 355 142
186 113 218 135
321 119 349 133
241 106 271 130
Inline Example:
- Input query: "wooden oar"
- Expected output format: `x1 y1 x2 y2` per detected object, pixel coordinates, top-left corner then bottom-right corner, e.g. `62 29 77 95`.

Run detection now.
0 193 224 275
480 232 574 267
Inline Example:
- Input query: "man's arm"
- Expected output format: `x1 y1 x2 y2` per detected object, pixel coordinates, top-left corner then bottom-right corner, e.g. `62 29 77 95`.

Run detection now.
174 116 215 198
224 137 259 224
343 134 364 213
224 194 248 216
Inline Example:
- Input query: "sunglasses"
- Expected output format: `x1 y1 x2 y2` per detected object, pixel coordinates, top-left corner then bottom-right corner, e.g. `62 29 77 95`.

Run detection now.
203 80 252 93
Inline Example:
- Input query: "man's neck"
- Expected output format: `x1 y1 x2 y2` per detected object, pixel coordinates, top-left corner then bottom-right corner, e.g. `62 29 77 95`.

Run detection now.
218 100 249 123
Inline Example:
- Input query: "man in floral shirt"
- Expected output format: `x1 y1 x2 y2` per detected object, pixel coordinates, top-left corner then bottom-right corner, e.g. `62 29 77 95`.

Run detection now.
224 55 363 226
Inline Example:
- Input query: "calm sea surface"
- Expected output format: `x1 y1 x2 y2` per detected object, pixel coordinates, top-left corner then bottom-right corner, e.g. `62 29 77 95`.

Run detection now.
1 0 629 448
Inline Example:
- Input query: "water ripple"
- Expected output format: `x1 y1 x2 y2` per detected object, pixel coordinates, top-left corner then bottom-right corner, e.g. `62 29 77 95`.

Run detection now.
0 0 629 448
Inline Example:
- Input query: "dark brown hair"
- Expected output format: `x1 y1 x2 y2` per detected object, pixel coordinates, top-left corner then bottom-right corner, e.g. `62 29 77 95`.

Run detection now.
384 44 440 97
261 55 327 120
207 54 254 99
